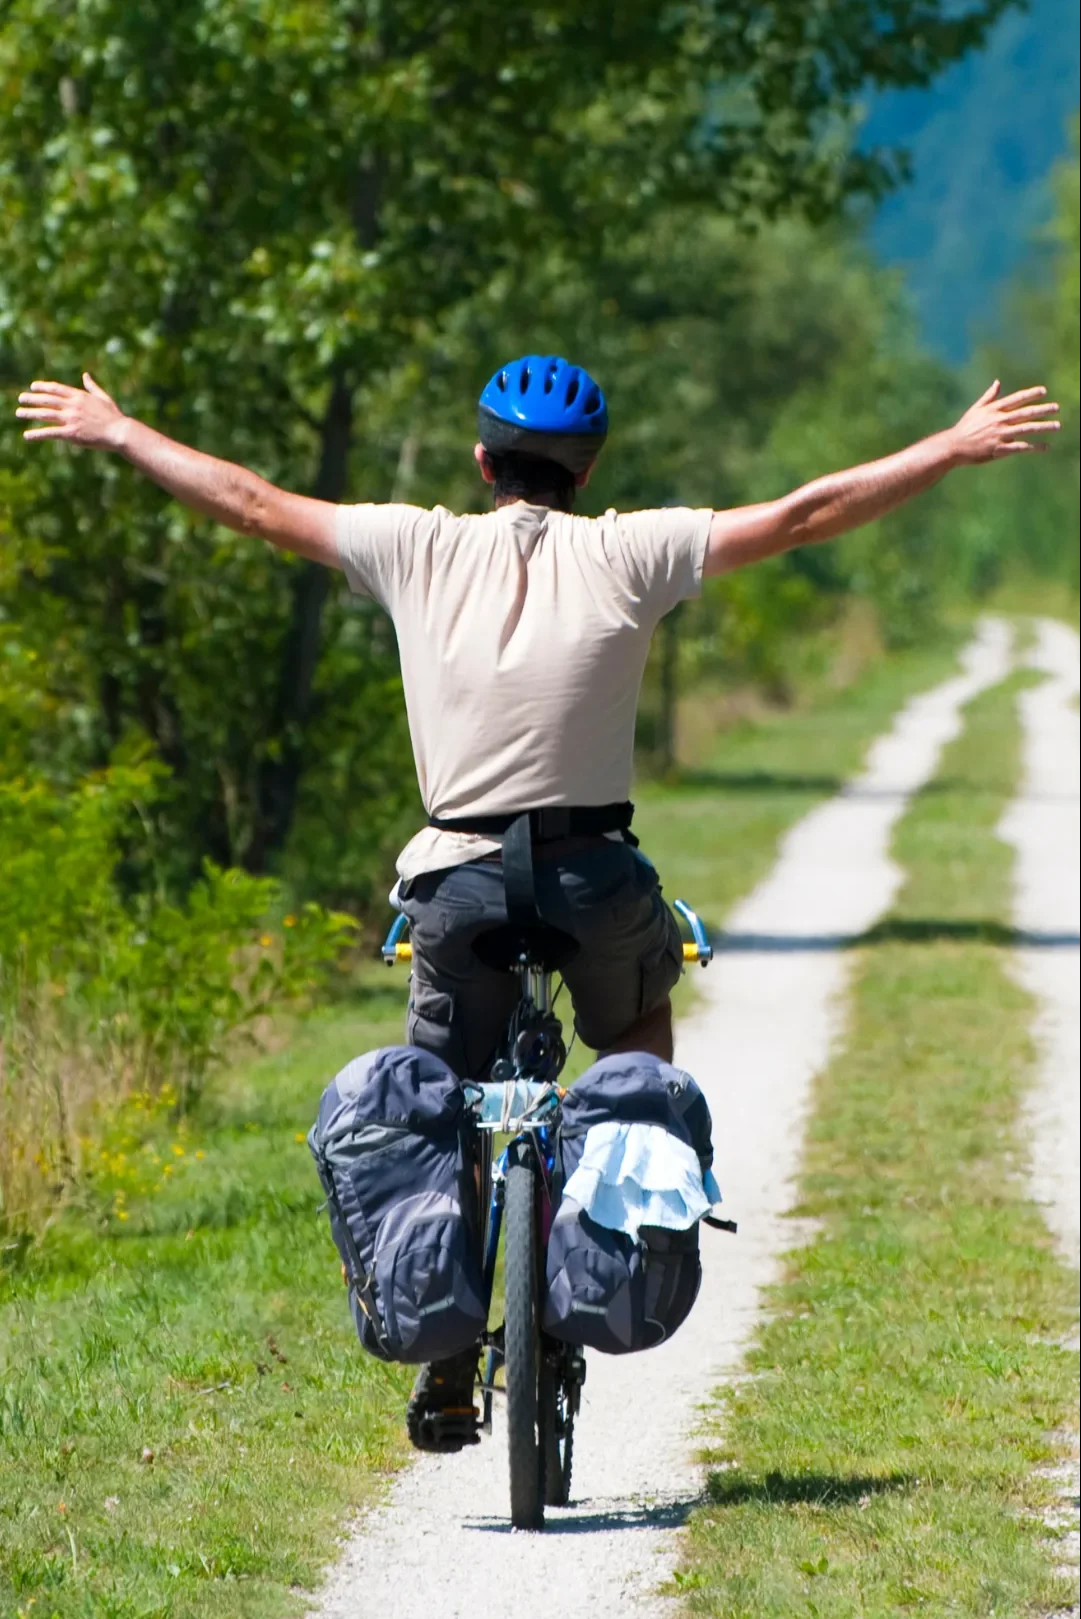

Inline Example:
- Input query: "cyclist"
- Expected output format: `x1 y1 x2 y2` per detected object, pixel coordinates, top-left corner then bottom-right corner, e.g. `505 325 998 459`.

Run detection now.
17 358 1058 1448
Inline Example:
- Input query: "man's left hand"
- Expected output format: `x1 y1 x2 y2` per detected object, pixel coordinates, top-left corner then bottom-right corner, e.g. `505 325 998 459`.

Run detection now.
947 380 1060 464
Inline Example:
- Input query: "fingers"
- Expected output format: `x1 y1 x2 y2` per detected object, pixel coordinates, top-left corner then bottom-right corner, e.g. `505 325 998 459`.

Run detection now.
27 379 77 398
999 423 1060 445
21 426 71 441
976 379 1001 404
1002 402 1059 423
997 385 1048 409
19 387 70 408
997 438 1051 455
15 406 66 422
82 371 110 400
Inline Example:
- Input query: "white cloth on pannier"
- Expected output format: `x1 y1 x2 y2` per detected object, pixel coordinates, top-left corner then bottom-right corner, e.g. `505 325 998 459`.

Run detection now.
560 1120 722 1240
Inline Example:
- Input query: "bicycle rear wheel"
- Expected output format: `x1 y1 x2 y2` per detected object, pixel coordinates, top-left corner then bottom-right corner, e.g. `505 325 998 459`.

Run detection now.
504 1159 544 1530
540 1359 574 1506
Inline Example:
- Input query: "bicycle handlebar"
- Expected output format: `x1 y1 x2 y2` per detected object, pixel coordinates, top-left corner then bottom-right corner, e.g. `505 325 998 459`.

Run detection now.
381 898 713 967
672 899 713 966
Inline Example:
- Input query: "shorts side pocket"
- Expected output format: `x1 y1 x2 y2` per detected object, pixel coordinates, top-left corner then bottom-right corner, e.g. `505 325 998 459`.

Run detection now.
638 906 683 1018
407 982 460 1070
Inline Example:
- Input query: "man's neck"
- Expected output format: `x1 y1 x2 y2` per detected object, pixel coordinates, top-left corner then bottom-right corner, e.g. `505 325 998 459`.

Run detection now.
493 493 567 512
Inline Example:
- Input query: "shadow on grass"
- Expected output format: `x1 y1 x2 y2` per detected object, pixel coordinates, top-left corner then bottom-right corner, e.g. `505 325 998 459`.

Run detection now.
706 1469 914 1508
669 769 1075 805
674 768 846 795
671 769 1006 797
462 1472 916 1537
714 919 1080 954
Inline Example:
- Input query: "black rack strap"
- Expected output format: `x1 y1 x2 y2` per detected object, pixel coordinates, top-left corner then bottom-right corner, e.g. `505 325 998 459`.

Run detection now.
502 811 538 927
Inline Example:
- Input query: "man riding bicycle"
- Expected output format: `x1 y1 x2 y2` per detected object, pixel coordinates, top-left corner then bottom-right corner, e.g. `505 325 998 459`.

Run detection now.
17 356 1058 1448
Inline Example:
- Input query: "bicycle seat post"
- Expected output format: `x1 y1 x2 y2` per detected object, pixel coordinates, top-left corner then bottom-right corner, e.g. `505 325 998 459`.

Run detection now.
518 953 553 1015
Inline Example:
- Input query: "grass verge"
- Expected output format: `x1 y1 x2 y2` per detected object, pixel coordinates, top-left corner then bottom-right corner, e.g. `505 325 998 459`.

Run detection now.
0 985 416 1619
676 672 1079 1616
0 632 963 1619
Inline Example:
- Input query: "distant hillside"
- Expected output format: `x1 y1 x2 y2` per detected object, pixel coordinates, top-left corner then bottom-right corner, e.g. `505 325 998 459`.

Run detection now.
859 0 1080 360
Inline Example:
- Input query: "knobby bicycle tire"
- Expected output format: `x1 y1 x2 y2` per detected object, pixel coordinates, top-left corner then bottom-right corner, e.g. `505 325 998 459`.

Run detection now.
504 1160 544 1530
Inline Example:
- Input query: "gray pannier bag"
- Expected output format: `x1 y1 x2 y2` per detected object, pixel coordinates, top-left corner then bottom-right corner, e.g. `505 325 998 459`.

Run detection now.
543 1053 716 1355
308 1045 487 1363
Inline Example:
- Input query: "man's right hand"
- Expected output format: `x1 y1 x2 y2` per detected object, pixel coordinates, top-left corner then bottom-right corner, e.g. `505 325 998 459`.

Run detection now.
15 370 341 567
17 373 129 450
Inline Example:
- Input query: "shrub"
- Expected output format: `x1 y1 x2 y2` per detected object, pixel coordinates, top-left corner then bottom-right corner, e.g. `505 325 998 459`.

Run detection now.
0 651 357 1241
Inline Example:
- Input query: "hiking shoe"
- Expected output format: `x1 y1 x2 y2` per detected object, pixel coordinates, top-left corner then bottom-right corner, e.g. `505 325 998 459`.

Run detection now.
406 1345 481 1454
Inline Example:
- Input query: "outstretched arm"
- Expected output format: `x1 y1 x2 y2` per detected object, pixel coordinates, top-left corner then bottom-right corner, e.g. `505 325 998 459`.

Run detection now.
704 382 1060 578
16 374 340 568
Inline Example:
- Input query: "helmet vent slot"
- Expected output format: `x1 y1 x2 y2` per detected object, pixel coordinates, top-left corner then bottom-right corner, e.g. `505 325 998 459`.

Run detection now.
519 365 531 393
565 375 580 406
584 388 602 414
497 371 508 391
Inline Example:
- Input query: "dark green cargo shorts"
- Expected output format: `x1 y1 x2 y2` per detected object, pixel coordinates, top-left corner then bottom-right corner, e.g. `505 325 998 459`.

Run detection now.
397 838 683 1079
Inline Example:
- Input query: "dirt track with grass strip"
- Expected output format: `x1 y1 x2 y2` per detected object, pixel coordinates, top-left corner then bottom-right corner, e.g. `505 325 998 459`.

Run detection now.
1000 617 1080 1613
307 623 1012 1619
678 632 1079 1617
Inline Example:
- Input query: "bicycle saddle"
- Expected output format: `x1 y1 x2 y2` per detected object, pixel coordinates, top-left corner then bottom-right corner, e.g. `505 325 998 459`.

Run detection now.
471 922 579 974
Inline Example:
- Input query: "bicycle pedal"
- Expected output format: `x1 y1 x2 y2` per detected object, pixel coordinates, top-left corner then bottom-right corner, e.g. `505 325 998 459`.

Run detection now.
409 1405 482 1455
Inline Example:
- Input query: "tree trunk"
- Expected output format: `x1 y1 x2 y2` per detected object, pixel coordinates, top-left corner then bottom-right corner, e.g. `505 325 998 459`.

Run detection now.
248 154 378 871
249 373 354 870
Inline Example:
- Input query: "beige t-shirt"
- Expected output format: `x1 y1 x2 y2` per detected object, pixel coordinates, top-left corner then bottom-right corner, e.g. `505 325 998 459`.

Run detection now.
335 501 711 880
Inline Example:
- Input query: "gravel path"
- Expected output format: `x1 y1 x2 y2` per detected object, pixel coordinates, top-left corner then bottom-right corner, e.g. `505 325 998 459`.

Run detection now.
999 617 1081 1264
998 616 1080 1612
308 620 1012 1619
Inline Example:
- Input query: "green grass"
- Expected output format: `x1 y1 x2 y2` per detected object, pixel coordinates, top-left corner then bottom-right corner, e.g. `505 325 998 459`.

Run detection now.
0 631 970 1619
986 574 1080 627
0 984 417 1619
676 673 1079 1616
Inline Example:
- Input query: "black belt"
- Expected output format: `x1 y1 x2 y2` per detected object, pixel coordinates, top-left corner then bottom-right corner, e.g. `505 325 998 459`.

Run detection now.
428 802 637 929
428 802 636 843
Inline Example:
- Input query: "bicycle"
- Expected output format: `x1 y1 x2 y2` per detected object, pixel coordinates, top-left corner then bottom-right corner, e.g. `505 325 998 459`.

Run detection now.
381 896 713 1529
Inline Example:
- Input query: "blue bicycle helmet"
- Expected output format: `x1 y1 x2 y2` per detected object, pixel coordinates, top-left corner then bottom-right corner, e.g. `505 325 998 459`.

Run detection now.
478 355 608 477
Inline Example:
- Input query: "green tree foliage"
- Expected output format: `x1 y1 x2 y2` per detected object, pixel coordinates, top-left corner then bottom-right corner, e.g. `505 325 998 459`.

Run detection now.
861 0 1080 360
937 116 1080 592
1044 119 1080 418
0 0 1015 901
